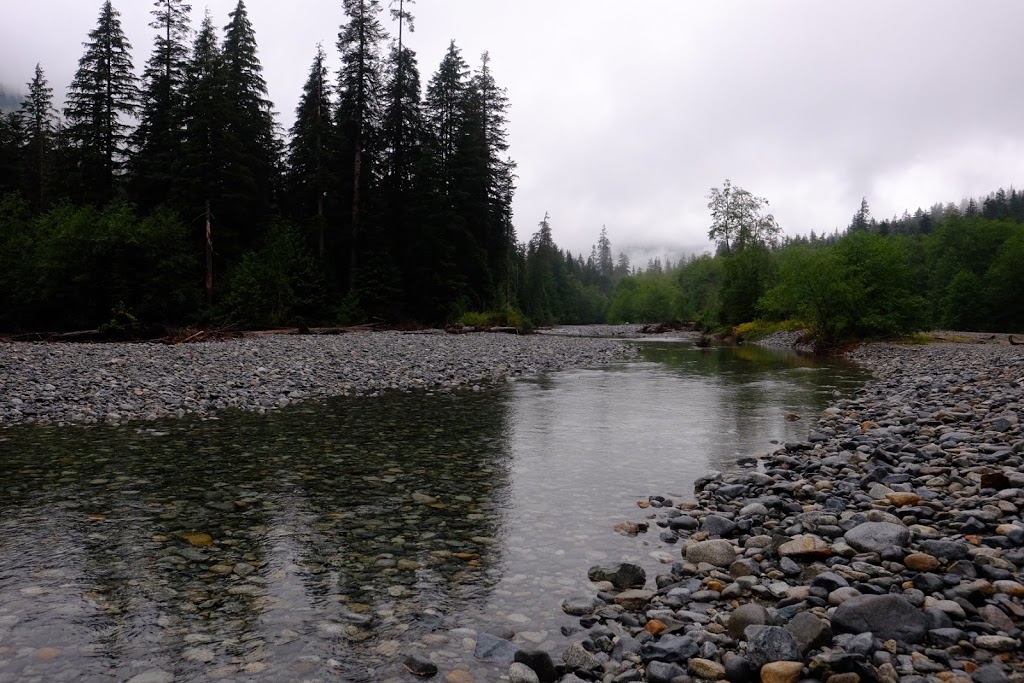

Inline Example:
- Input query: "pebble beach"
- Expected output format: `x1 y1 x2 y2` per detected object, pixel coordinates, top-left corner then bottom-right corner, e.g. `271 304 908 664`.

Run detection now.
0 332 636 426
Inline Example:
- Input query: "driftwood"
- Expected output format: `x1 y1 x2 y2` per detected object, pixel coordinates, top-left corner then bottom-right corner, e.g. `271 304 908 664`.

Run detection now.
446 325 521 335
1011 335 1021 346
639 321 692 334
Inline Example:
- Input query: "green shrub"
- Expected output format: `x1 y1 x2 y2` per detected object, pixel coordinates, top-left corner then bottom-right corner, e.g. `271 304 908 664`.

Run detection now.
221 222 328 329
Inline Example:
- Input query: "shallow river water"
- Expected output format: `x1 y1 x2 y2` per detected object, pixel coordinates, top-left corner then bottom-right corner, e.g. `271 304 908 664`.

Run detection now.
0 340 867 682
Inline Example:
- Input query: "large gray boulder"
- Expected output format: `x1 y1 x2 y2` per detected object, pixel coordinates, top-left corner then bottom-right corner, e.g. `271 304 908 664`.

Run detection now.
844 522 910 555
685 539 737 567
831 594 929 643
586 563 646 589
744 625 801 669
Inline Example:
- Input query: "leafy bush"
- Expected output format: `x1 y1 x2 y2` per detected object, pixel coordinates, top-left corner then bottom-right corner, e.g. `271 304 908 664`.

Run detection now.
607 273 682 323
221 222 328 328
457 307 533 333
762 233 925 346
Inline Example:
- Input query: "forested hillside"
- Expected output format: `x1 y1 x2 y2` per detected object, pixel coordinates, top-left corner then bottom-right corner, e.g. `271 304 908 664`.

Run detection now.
603 187 1024 342
0 0 522 331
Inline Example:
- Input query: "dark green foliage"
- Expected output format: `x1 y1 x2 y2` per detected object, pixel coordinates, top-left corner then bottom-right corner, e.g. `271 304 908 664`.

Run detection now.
676 254 724 329
607 273 680 324
131 0 192 211
61 0 139 204
762 232 925 344
0 197 197 331
285 45 339 258
221 222 327 328
220 0 281 251
336 0 387 292
0 113 25 197
18 64 57 210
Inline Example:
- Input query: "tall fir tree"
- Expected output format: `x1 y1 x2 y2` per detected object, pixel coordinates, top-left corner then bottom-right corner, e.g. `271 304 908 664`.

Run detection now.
221 0 281 250
177 10 230 304
382 20 440 317
286 44 338 257
424 41 469 202
468 52 516 306
18 64 58 210
131 0 192 211
337 0 387 291
62 0 139 204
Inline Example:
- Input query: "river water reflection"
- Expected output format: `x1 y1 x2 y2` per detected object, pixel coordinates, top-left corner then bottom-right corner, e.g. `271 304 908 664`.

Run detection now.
0 340 867 682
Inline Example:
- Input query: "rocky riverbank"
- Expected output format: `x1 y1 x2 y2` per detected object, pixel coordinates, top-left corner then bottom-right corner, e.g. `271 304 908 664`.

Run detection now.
0 332 635 426
502 342 1024 683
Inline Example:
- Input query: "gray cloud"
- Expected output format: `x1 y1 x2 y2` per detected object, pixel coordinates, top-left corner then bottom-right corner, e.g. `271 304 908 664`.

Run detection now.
3 0 1023 257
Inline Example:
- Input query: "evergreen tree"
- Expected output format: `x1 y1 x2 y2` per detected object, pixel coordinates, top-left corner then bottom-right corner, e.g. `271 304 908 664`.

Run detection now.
132 0 192 211
63 0 139 204
177 10 230 303
381 31 438 316
597 225 613 283
221 0 280 249
425 41 469 201
850 196 871 232
18 64 57 209
286 44 338 257
467 52 517 306
337 0 387 290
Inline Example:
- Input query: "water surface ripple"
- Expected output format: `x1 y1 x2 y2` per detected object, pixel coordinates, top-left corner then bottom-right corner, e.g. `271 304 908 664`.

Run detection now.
0 341 866 682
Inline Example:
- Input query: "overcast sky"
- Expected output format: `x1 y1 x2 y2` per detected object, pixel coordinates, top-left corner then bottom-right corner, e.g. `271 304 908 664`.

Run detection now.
3 0 1024 259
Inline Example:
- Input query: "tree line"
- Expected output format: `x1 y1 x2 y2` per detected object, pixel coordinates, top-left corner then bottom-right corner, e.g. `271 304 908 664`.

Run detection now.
0 0 527 331
1 2 1021 339
601 185 1024 342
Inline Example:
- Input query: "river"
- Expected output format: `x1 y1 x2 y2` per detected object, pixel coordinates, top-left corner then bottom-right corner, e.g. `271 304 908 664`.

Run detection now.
0 339 866 682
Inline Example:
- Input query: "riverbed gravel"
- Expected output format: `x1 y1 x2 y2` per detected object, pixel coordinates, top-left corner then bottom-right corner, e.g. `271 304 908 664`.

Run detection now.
502 341 1024 683
0 332 636 426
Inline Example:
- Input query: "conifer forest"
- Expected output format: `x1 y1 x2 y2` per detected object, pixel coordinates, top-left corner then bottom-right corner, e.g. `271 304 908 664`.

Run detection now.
0 0 1022 341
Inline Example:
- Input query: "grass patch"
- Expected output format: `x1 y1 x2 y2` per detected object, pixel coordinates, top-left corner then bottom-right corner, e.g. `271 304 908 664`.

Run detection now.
457 308 534 334
732 319 806 342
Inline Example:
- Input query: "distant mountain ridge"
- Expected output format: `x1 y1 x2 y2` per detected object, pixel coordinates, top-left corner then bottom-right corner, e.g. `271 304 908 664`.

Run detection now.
0 84 22 113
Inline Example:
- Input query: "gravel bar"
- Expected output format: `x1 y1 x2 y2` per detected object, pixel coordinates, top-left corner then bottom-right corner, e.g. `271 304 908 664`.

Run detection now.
510 342 1024 683
0 332 636 426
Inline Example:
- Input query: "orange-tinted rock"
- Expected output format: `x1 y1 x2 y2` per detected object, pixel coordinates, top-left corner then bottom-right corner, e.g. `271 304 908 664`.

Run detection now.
904 553 940 571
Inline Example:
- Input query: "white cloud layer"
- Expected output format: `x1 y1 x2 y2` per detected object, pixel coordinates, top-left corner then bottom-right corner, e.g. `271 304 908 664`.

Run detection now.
3 0 1022 257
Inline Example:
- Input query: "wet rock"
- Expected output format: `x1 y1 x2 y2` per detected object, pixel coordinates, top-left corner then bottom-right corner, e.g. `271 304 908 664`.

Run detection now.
509 662 541 683
974 635 1020 652
745 625 801 669
126 672 174 683
561 595 602 616
474 632 519 664
689 657 727 680
728 603 772 640
561 642 601 672
645 660 687 683
785 611 831 653
514 650 558 683
972 664 1011 683
831 594 928 643
587 563 646 589
843 522 910 555
778 535 831 558
685 539 737 567
404 654 438 677
640 634 699 663
759 661 803 683
702 514 739 537
613 589 654 610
